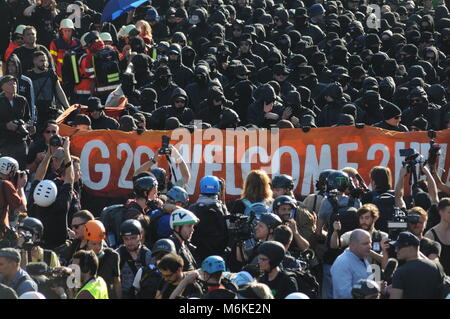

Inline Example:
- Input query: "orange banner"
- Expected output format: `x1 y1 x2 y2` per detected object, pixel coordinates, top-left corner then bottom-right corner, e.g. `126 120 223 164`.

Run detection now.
59 124 450 200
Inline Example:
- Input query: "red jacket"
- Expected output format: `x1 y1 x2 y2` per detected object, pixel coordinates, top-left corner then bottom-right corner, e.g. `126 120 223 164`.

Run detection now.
49 36 81 81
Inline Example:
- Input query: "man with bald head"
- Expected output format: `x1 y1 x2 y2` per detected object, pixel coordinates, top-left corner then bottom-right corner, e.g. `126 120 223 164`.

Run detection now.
330 229 373 298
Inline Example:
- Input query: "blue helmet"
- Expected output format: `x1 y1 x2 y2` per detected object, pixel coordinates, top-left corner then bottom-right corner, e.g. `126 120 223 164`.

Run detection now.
200 176 220 194
146 7 160 22
167 186 189 206
201 255 226 274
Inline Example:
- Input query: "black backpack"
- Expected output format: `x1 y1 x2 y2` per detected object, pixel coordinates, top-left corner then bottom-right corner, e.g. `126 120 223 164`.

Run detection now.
136 264 161 299
372 191 396 233
189 202 229 262
284 268 320 299
61 50 83 86
100 204 140 249
92 47 121 87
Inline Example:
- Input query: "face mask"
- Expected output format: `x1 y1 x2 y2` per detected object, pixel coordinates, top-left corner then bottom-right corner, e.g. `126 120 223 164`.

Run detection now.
300 76 318 89
295 17 307 27
159 76 170 87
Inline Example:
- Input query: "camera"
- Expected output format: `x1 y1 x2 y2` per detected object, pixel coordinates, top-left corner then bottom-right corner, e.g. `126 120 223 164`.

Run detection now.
26 262 71 291
400 148 423 171
13 119 29 137
226 212 255 244
387 207 408 239
19 230 36 250
49 135 64 147
158 135 171 155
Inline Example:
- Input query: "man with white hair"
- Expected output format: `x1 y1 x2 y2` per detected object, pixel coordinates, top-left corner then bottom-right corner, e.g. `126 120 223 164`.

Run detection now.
330 229 373 298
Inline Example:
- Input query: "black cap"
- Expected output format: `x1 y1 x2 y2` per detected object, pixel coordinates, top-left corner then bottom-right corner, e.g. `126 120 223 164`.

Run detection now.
0 75 16 87
389 231 420 248
272 63 291 75
71 114 91 126
382 103 402 120
234 64 251 76
86 97 104 112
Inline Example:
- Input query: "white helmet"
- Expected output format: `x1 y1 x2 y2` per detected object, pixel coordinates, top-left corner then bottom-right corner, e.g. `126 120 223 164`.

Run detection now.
19 291 46 299
14 24 26 35
0 157 19 176
100 32 112 42
60 18 75 30
33 180 58 207
285 292 310 299
169 208 199 230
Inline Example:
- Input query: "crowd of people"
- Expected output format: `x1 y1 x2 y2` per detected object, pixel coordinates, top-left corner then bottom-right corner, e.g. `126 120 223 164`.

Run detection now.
0 0 450 300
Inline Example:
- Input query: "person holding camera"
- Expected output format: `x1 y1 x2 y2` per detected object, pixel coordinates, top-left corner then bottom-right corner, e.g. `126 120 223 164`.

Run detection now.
235 213 283 266
0 247 38 296
189 176 229 264
0 156 27 231
17 217 60 269
330 204 388 266
389 231 442 299
0 75 32 169
26 120 59 173
28 136 74 250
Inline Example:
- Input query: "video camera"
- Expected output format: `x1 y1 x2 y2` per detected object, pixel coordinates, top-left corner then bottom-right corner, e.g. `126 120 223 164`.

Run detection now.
400 148 423 173
158 135 171 155
387 207 408 239
26 262 71 289
226 211 256 244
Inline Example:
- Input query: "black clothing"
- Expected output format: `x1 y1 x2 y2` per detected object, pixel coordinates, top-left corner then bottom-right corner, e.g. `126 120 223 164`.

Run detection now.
168 235 197 272
392 259 442 299
149 88 194 129
97 248 120 299
430 229 450 275
28 180 73 250
258 271 298 299
157 276 203 299
420 237 442 259
373 121 409 132
90 113 120 130
12 45 54 73
0 93 30 145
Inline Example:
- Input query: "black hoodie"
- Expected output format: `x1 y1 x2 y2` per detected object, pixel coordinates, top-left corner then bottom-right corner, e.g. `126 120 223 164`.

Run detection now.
167 44 194 89
149 87 194 130
6 54 36 124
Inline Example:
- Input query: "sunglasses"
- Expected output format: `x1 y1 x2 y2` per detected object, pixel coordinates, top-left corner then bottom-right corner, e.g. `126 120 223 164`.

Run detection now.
71 222 86 230
45 130 57 134
175 99 186 103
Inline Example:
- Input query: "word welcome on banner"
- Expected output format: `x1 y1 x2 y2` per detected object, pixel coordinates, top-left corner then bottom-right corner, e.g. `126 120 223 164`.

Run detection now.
59 122 450 200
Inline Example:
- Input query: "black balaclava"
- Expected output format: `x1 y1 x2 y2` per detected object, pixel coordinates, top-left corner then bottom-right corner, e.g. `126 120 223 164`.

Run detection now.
194 65 210 87
371 53 388 77
182 46 196 70
156 66 172 88
298 66 318 90
383 58 399 78
129 36 146 54
393 87 410 110
349 66 366 90
140 88 158 113
409 87 429 113
379 77 396 100
310 52 327 74
208 86 225 112
427 84 447 106
363 90 382 113
121 73 136 96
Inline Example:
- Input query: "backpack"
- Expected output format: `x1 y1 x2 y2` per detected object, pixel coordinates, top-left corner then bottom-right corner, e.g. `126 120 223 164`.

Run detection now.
101 204 131 249
189 202 229 262
61 50 83 86
92 47 121 87
372 191 396 233
148 209 168 246
283 268 320 299
136 264 161 299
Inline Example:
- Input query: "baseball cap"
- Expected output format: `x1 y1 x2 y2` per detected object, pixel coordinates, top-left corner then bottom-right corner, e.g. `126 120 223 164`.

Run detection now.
389 231 420 248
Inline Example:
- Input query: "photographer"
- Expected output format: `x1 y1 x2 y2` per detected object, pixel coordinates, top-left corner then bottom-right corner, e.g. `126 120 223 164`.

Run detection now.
303 169 335 214
17 217 60 269
189 176 229 263
272 195 310 252
28 137 74 250
329 204 388 266
26 120 59 173
0 156 27 230
316 170 361 299
235 213 282 266
395 163 439 212
0 75 32 169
